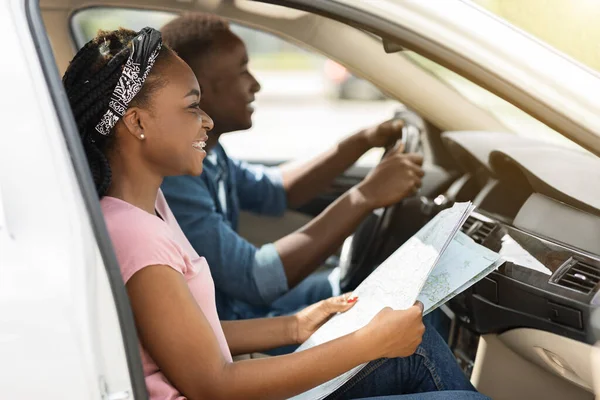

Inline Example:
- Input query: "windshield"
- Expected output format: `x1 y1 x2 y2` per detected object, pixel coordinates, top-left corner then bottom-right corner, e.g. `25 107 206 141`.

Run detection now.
473 0 600 75
403 51 587 153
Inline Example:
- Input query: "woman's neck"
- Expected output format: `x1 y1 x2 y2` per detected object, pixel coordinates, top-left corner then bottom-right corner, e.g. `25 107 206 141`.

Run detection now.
105 155 163 215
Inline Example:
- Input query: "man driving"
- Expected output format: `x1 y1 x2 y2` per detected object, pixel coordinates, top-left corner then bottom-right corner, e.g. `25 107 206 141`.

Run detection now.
161 13 424 323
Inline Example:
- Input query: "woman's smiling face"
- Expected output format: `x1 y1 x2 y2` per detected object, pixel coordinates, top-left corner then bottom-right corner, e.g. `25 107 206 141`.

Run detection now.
130 52 214 177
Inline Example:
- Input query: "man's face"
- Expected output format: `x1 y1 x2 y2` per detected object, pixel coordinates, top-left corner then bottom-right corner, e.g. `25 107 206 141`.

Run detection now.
194 33 261 135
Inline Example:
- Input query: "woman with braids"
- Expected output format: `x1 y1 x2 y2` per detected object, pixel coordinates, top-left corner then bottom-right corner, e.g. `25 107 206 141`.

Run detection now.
62 27 488 400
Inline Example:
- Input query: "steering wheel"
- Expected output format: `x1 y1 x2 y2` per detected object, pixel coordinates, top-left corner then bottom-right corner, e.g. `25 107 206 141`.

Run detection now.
338 111 423 291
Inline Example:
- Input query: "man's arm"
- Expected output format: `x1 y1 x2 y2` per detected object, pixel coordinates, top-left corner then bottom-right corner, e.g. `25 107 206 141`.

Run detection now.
230 150 377 289
280 120 404 209
276 152 424 288
162 149 421 304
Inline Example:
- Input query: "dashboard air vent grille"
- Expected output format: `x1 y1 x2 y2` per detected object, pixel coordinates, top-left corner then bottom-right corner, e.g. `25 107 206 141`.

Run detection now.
555 258 600 294
461 216 496 245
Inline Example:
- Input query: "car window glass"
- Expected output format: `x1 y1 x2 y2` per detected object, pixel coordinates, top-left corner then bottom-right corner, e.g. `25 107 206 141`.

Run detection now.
473 0 600 74
403 52 588 153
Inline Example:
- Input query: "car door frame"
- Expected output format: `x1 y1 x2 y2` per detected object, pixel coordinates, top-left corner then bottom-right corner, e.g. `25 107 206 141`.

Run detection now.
25 1 148 398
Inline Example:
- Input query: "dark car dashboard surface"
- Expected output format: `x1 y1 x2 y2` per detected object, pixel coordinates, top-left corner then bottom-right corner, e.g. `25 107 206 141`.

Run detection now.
437 131 600 349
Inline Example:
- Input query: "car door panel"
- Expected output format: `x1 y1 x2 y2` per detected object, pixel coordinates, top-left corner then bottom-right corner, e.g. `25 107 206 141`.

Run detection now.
239 210 312 246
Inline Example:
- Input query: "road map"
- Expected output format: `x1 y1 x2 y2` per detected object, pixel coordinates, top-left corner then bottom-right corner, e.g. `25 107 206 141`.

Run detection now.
290 202 502 400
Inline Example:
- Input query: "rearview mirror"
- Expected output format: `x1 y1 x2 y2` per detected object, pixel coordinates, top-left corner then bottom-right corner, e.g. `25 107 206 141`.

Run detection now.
383 38 405 53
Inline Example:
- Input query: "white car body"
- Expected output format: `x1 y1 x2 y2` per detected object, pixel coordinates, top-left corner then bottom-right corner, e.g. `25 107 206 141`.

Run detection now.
1 2 132 399
1 0 598 399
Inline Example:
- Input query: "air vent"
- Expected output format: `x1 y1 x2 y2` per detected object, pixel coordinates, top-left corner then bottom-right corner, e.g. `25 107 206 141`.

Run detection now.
461 216 496 244
554 258 600 294
461 216 476 232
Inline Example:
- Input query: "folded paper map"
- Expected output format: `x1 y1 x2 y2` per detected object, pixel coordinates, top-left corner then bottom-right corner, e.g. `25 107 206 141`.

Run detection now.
291 202 502 400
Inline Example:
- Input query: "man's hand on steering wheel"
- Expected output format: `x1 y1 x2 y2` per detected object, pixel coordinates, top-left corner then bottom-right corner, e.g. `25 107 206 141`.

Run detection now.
339 113 425 291
362 119 406 149
356 150 424 209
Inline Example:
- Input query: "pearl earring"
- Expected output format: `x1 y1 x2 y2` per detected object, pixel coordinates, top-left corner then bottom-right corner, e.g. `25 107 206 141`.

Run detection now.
140 134 145 140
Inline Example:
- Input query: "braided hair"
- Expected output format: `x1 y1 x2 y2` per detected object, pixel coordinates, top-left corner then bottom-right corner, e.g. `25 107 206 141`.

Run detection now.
62 29 169 197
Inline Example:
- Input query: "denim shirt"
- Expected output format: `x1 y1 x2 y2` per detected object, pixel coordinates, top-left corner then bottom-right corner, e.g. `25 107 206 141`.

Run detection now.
161 144 289 319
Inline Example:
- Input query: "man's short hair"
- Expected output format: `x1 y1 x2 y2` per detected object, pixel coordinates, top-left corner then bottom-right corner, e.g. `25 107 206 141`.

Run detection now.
161 12 232 67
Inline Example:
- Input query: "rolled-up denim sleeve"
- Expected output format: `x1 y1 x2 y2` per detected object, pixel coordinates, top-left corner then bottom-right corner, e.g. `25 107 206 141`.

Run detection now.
161 175 289 306
232 159 287 217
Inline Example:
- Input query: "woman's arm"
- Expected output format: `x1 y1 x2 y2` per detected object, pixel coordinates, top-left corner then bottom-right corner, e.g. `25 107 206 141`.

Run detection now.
221 317 295 356
222 295 356 355
127 265 424 400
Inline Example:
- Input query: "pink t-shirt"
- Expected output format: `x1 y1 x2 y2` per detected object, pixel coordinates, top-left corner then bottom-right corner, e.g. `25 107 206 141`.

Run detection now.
101 190 233 400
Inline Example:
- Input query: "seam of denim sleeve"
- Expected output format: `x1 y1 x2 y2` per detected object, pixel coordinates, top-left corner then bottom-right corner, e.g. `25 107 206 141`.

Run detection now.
263 167 288 215
253 243 289 304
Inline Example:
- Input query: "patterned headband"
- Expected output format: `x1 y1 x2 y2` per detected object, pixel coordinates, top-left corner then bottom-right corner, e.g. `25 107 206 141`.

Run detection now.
95 27 163 136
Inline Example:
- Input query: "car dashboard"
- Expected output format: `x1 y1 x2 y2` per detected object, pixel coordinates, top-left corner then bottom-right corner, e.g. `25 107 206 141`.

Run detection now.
433 131 600 388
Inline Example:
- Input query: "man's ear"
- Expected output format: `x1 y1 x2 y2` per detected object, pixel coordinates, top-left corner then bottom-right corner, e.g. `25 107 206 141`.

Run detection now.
121 107 146 140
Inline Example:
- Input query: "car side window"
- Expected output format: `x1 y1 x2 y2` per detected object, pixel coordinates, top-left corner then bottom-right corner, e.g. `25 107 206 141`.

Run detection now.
220 24 400 165
72 8 400 166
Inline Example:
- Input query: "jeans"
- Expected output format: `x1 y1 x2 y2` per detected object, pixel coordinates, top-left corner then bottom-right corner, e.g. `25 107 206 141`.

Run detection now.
353 393 486 400
422 310 451 343
269 268 338 316
229 269 336 320
324 322 489 400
